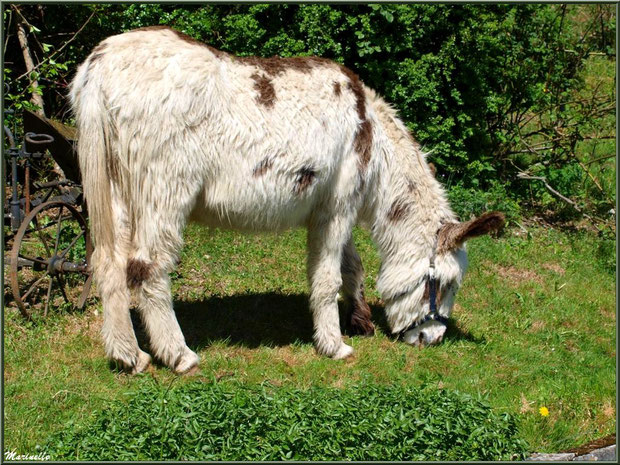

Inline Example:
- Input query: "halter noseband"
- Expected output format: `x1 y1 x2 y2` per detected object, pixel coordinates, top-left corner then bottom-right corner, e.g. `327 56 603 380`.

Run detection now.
400 242 449 337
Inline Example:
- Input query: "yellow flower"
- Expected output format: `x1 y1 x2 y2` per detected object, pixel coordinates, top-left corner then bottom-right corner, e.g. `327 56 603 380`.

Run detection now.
539 406 549 417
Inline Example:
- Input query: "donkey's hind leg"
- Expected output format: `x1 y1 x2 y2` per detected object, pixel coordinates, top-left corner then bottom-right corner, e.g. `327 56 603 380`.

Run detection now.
134 264 198 374
129 178 200 374
341 237 375 336
96 194 151 373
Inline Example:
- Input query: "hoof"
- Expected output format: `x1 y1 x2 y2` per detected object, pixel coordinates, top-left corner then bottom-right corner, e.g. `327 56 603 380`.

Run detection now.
174 350 200 375
131 351 152 374
349 319 375 337
109 349 151 374
348 298 375 337
332 343 354 360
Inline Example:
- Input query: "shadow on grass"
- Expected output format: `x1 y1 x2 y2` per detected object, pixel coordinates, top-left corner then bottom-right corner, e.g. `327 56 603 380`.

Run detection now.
130 292 483 352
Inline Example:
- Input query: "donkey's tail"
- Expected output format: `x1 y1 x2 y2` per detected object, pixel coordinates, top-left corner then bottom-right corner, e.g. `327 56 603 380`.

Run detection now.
69 59 115 251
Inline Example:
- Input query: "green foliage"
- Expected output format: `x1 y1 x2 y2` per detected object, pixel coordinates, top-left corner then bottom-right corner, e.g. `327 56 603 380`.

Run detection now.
448 182 521 224
43 381 527 461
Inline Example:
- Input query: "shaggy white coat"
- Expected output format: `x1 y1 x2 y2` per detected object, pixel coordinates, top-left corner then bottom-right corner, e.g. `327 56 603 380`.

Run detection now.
70 27 481 373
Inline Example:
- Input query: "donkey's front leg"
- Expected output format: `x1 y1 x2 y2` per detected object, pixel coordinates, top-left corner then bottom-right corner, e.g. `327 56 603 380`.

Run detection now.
341 237 375 336
307 218 354 359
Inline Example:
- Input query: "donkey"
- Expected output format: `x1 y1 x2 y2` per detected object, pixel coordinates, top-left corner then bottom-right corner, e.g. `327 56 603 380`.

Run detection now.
70 26 504 374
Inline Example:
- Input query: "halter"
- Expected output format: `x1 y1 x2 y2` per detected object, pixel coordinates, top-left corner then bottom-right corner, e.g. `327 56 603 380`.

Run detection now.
400 241 449 337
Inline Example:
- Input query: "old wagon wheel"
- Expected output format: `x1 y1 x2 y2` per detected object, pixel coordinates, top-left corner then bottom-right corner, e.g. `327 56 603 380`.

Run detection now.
9 200 93 319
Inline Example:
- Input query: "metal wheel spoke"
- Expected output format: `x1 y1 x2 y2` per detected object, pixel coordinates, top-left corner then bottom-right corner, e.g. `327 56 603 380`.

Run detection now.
21 273 51 301
58 229 85 259
23 215 74 236
11 200 93 319
33 218 52 257
44 275 53 317
17 254 48 265
54 205 64 254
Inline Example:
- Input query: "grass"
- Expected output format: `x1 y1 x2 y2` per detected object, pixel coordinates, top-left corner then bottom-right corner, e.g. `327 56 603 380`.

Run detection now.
2 223 616 459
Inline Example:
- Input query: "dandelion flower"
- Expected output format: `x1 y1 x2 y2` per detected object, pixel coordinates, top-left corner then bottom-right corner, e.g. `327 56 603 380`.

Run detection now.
539 406 549 417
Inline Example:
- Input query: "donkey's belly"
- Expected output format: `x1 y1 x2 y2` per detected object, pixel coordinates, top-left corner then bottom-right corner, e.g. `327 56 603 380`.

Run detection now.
189 178 318 231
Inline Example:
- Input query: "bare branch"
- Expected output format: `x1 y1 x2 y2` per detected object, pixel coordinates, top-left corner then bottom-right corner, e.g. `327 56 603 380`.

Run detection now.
584 153 616 165
517 171 602 230
3 9 12 57
576 158 606 196
13 5 45 116
14 8 97 81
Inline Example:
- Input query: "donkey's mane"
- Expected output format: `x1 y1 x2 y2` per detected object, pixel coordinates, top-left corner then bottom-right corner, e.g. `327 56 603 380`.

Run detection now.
365 88 457 248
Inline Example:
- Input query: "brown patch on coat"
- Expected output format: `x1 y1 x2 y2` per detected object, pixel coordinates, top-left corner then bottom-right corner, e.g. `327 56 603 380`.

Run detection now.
340 66 366 119
387 198 410 222
253 157 274 177
238 52 372 170
238 55 332 77
333 81 342 96
250 72 276 108
130 25 225 58
354 120 373 170
437 211 505 254
347 295 375 336
126 259 152 289
294 167 316 194
339 66 372 171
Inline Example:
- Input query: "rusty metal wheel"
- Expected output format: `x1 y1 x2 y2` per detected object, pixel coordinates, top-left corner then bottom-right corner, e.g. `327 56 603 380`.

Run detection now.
9 200 93 319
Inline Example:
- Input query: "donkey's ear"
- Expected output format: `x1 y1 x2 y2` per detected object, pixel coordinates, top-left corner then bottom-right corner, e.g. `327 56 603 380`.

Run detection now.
437 211 505 253
428 162 437 178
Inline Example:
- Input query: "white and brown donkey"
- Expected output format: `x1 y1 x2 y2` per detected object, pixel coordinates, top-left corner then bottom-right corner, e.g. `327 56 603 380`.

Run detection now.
70 26 504 374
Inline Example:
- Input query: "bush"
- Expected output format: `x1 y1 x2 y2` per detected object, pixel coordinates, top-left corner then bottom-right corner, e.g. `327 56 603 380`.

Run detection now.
448 182 521 225
43 381 528 461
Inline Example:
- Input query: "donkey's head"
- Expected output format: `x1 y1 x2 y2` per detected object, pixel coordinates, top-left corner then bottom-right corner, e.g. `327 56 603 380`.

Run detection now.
382 211 505 347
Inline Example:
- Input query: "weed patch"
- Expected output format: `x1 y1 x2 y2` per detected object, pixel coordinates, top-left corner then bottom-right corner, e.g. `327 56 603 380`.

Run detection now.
43 381 527 461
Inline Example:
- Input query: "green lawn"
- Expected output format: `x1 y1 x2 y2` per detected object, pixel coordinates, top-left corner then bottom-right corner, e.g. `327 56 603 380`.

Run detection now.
2 224 616 459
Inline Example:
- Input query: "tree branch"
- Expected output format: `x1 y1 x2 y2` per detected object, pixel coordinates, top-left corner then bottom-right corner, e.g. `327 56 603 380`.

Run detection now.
584 153 616 165
3 9 13 57
14 8 97 81
516 171 603 230
13 5 45 116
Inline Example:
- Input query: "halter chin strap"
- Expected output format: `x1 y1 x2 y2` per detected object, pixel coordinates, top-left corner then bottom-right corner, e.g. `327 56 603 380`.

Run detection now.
400 241 448 337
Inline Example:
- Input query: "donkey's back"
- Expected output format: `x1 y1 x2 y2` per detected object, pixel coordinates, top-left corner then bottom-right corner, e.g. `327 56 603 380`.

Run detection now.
71 27 374 234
